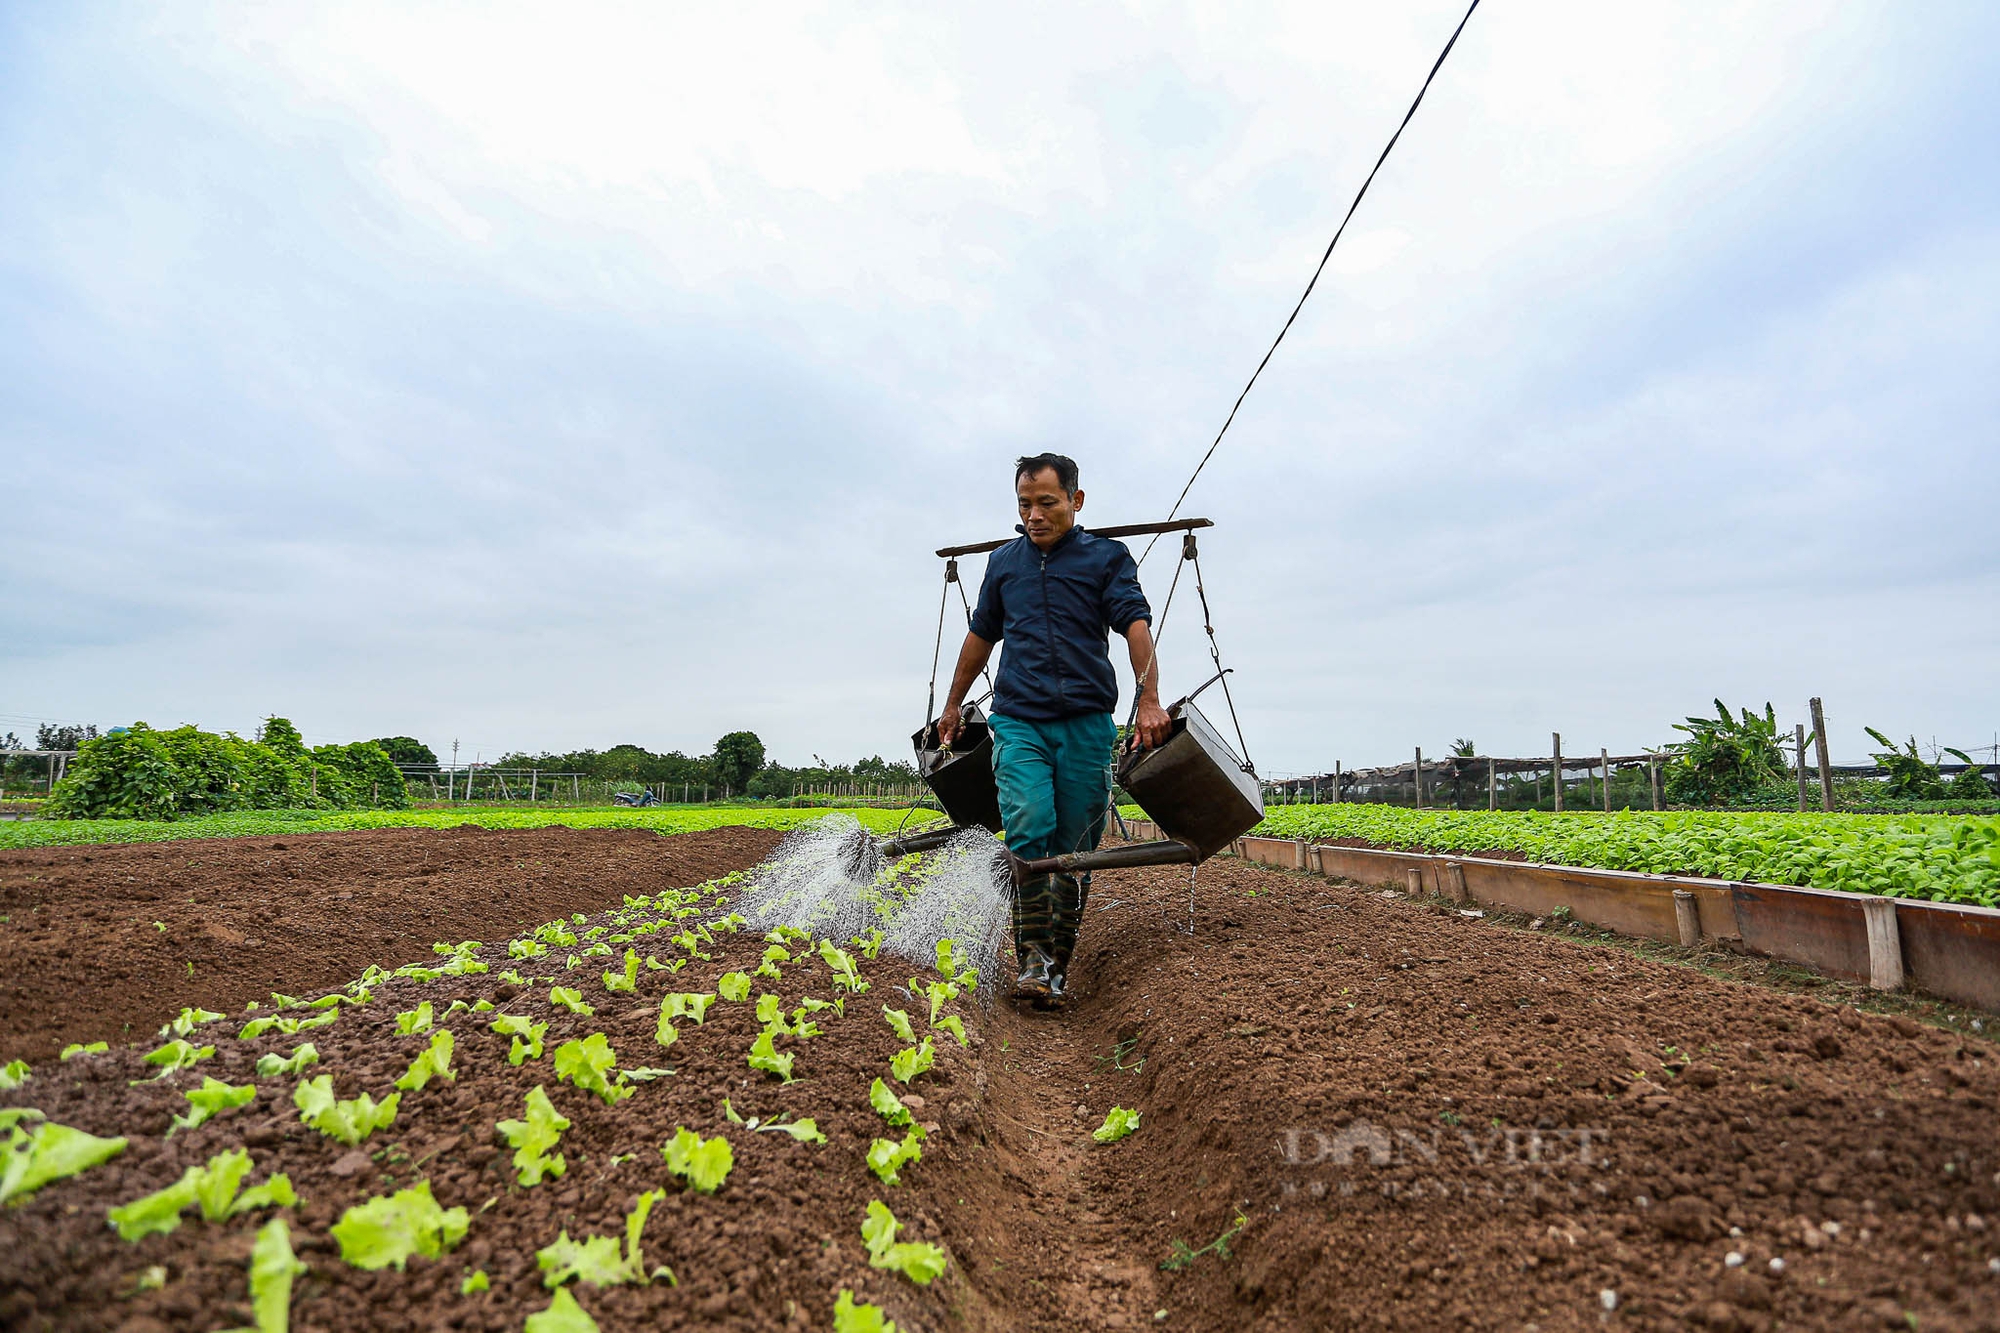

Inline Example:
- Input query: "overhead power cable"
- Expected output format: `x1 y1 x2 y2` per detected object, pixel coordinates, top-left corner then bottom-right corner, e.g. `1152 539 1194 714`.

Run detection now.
1141 0 1483 563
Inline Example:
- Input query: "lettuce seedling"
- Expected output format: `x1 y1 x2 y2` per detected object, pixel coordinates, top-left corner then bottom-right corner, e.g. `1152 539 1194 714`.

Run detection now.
755 1117 826 1144
715 972 752 1002
159 1006 226 1038
536 1188 675 1288
935 1016 967 1047
850 928 884 960
0 1060 28 1090
510 938 549 959
491 1014 548 1065
106 1148 295 1240
549 986 595 1017
654 1016 679 1051
136 1039 215 1081
821 939 870 993
754 992 785 1027
293 1076 399 1146
661 992 716 1024
746 1030 796 1083
460 1269 490 1294
395 1030 456 1092
524 1288 599 1333
601 949 640 993
171 1076 258 1134
61 1041 109 1060
861 1198 947 1284
661 1126 733 1194
330 1179 469 1271
923 981 960 1025
833 1289 899 1333
889 1038 934 1085
495 1085 569 1186
255 1044 319 1079
869 1077 914 1128
1092 1107 1140 1144
0 1108 44 1132
881 1008 916 1043
618 1067 674 1083
498 968 527 986
1 1120 125 1205
239 1216 307 1333
865 1128 924 1186
394 1002 435 1035
553 1034 633 1105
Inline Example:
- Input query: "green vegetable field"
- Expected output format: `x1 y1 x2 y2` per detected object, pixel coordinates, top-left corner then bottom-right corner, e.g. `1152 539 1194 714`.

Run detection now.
0 805 941 853
1246 804 2000 907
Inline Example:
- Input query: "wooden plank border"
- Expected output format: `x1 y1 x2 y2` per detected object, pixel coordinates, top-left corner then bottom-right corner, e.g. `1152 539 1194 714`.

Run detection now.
1119 819 2000 1012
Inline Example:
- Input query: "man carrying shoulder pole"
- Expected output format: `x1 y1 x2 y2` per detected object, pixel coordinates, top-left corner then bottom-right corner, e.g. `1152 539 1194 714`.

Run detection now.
937 454 1171 1007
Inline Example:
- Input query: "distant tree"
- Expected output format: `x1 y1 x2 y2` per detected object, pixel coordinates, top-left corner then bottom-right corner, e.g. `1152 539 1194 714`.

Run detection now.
1865 729 1949 800
256 716 310 761
1450 738 1477 757
370 736 439 770
1663 700 1789 806
37 723 98 751
0 732 21 751
852 755 920 787
712 731 765 793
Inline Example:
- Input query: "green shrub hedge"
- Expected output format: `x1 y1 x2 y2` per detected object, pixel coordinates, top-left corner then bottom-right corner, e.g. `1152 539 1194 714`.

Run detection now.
45 717 407 820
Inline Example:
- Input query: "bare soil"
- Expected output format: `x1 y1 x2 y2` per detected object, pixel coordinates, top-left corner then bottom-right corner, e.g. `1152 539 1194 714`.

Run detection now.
0 825 783 1062
3 830 1997 1332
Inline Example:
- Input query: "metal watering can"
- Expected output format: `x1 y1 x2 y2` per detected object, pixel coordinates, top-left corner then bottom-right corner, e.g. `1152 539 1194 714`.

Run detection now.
871 696 1261 886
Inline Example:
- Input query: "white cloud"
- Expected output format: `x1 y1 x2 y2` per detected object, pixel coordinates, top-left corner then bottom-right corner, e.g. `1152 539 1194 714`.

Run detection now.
1 0 1995 770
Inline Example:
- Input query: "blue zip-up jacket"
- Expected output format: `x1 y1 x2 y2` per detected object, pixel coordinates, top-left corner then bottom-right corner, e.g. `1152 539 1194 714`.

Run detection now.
968 525 1152 721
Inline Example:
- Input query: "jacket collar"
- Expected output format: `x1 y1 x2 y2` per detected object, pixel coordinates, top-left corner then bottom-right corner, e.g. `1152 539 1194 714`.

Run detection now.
1014 523 1085 555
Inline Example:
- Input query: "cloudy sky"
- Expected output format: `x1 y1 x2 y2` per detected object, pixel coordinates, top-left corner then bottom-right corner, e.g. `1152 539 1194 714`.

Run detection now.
3 1 1995 774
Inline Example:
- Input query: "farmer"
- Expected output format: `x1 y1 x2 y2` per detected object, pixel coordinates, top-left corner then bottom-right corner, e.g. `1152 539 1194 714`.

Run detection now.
935 453 1170 1006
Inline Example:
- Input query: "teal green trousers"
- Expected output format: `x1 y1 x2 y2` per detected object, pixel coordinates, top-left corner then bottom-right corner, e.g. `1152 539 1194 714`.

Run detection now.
991 711 1116 973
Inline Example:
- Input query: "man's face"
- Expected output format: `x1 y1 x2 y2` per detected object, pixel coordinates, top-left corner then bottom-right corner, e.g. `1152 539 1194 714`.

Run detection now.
1017 467 1083 549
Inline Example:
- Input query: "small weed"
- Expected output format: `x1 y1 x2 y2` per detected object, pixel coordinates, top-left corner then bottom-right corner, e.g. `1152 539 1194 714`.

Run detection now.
1097 1036 1145 1074
1161 1212 1246 1273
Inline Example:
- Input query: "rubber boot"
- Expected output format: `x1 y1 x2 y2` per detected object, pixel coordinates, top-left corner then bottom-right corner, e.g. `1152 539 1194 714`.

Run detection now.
1043 872 1084 1007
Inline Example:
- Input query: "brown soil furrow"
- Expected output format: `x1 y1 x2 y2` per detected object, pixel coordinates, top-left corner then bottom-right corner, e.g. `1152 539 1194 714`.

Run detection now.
0 825 783 1062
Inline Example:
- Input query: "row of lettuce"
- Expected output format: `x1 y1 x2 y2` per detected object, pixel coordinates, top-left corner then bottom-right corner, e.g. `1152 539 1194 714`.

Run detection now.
1 865 1132 1332
1248 805 2000 907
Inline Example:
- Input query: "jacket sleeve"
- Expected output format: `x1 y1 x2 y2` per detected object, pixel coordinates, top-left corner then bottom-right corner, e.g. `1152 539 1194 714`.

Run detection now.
968 556 1005 641
1101 543 1151 634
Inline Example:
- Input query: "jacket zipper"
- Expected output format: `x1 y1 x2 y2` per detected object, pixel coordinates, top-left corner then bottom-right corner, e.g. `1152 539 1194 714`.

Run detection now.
1040 548 1068 710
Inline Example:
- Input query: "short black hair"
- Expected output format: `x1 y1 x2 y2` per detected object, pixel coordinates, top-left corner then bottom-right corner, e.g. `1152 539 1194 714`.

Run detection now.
1015 452 1079 493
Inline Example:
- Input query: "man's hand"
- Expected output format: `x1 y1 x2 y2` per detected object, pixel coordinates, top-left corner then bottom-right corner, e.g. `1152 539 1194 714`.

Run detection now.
1132 698 1172 750
935 632 996 750
1123 619 1171 751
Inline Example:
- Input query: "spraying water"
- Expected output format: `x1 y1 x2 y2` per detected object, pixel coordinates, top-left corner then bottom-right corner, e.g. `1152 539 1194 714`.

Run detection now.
727 814 1013 1002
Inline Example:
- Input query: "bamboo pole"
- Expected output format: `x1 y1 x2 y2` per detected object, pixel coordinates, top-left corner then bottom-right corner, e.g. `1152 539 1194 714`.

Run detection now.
1552 733 1563 813
1794 725 1808 812
1601 748 1611 813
